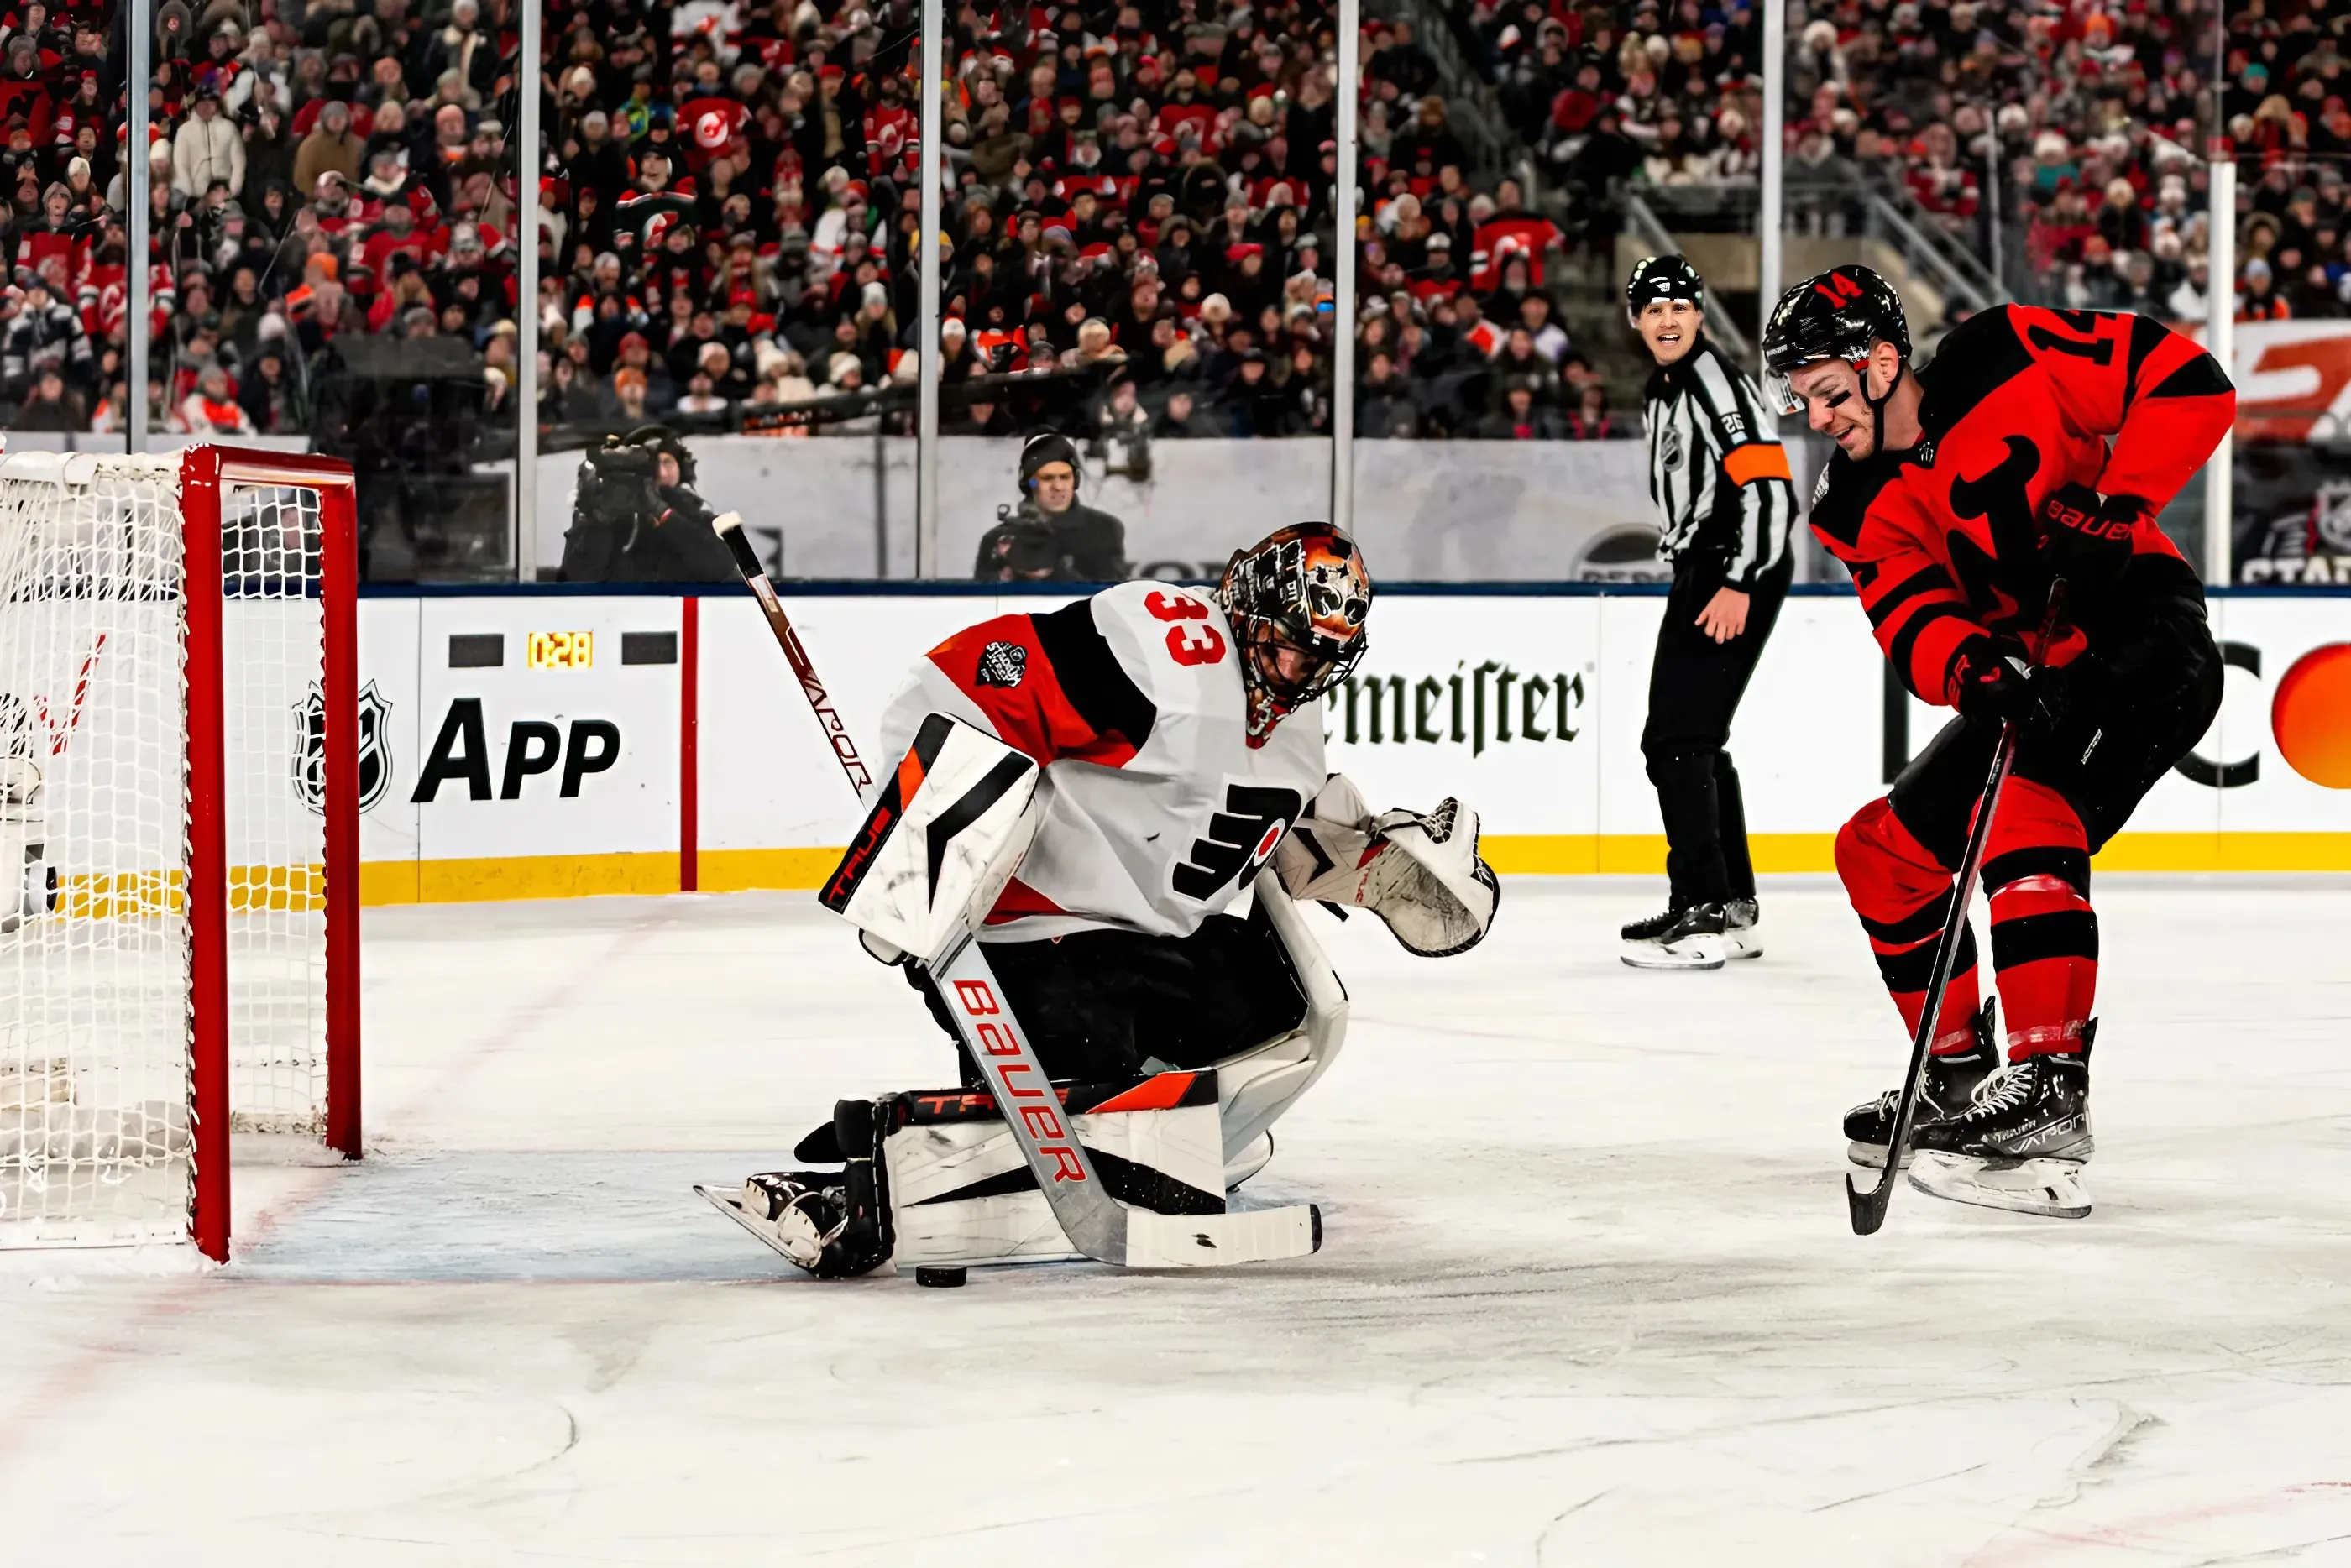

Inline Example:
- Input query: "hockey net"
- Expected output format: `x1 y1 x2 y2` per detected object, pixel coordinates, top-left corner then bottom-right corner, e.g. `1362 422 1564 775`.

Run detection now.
0 447 359 1257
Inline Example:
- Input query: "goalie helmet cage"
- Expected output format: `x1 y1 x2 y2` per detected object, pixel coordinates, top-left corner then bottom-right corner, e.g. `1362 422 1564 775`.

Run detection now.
0 446 359 1262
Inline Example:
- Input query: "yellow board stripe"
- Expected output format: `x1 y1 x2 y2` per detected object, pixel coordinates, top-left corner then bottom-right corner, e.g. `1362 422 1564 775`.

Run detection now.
55 834 2351 914
345 833 2351 905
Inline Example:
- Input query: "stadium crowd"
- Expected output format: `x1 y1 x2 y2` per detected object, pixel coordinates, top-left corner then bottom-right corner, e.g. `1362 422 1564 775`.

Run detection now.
0 0 2338 447
1481 0 2347 322
0 0 1607 443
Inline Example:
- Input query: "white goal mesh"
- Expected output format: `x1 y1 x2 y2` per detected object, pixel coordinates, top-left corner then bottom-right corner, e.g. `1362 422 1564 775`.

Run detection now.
0 451 343 1248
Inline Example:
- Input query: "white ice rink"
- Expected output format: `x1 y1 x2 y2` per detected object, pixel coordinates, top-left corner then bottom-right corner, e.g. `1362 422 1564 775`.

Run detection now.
4 875 2351 1565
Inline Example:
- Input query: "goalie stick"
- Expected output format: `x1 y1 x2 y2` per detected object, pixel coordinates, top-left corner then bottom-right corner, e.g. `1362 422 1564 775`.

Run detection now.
711 512 1320 1271
712 513 872 800
1847 582 2066 1236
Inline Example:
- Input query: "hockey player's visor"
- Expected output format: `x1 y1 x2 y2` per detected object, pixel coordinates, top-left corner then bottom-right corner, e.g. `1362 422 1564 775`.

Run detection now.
1767 361 1863 419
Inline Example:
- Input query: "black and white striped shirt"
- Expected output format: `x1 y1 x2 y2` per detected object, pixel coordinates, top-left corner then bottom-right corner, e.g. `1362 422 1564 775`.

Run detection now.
1642 335 1797 592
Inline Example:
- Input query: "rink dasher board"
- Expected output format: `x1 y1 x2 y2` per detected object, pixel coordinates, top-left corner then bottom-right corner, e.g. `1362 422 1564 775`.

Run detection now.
326 588 2351 901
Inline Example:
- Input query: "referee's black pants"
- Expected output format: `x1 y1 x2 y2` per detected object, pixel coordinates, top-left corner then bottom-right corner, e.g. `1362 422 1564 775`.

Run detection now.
1640 551 1792 909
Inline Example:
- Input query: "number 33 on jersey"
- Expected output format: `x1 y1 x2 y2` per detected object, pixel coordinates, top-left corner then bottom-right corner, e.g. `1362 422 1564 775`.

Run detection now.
877 580 1327 941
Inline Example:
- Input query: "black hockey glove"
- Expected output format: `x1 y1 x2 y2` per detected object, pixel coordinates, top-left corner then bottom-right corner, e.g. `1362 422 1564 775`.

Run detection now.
2038 482 2143 606
1951 636 2068 742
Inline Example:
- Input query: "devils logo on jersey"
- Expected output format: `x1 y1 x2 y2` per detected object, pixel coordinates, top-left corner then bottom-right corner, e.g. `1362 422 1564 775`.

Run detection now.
294 680 392 814
1945 434 2046 633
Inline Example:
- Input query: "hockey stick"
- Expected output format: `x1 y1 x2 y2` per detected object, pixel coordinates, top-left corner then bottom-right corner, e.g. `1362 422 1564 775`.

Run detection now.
712 514 873 800
1848 583 2066 1236
711 514 1321 1270
1845 722 2016 1236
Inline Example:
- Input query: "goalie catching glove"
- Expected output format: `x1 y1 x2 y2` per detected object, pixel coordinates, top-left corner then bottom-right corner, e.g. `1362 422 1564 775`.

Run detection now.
1273 775 1498 956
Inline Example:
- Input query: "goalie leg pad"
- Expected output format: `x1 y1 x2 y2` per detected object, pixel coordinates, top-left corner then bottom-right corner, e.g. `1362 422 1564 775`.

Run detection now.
1211 873 1350 1178
881 1074 1228 1269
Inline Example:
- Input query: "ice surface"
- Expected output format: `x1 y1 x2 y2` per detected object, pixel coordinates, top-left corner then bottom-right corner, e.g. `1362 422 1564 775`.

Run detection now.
4 876 2351 1565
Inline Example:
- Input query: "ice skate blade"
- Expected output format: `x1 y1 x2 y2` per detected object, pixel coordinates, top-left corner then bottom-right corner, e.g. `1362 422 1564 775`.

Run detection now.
696 1184 808 1262
1620 934 1726 970
1846 1140 1914 1172
1725 928 1763 959
1906 1152 2092 1220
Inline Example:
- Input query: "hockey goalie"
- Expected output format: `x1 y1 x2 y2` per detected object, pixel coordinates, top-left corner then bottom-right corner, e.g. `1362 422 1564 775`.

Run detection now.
726 524 1498 1278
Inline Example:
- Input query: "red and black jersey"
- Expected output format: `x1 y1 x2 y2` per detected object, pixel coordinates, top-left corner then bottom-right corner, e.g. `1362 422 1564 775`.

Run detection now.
1809 305 2233 706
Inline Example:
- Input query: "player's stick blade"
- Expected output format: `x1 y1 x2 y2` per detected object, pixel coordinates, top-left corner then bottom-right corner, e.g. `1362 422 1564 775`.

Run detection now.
1907 1152 2092 1219
1846 1169 1895 1235
1122 1201 1321 1267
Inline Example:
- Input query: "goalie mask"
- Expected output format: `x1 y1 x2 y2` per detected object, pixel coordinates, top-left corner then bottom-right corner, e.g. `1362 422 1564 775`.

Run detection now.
1217 523 1372 745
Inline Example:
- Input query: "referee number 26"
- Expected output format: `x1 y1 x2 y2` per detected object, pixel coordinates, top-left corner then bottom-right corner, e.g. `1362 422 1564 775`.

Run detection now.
1146 591 1227 666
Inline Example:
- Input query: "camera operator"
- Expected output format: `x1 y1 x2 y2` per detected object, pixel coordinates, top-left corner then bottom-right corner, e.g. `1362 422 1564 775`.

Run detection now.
559 426 743 583
970 432 1131 582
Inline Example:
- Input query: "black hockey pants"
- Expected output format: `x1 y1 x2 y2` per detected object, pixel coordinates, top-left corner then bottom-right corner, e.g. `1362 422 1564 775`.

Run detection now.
910 907 1311 1085
1641 552 1792 907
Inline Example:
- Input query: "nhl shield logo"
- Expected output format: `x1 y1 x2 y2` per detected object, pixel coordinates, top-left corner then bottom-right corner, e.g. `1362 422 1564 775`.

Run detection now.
294 681 393 814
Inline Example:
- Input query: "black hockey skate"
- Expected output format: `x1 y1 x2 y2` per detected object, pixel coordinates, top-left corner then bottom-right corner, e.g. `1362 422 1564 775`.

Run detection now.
700 1098 892 1277
1724 897 1762 960
721 1171 889 1277
1619 903 1727 970
1908 1025 2097 1220
1845 998 1998 1170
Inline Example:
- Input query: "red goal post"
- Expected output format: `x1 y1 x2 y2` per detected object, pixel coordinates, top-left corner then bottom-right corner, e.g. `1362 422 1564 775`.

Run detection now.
184 447 361 1262
0 445 359 1262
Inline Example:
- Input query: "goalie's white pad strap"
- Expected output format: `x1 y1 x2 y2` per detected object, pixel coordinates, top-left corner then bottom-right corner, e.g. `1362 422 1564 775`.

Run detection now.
1274 775 1499 956
819 714 1041 967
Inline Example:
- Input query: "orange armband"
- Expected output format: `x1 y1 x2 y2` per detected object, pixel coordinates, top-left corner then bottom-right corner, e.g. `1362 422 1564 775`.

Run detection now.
1723 442 1794 487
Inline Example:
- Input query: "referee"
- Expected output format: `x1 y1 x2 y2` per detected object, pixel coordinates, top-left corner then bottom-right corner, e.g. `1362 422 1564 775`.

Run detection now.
1620 256 1798 970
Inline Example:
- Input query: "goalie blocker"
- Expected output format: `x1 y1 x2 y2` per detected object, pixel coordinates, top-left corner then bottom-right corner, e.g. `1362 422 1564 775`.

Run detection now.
715 719 1497 1279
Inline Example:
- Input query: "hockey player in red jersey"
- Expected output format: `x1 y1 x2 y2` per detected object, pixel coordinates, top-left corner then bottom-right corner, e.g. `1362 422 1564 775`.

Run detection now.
1761 266 2233 1217
739 525 1500 1275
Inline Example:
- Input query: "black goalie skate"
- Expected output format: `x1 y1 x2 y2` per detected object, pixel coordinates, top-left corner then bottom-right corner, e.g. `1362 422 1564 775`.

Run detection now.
1907 1025 2097 1220
1844 998 1998 1170
1619 903 1727 970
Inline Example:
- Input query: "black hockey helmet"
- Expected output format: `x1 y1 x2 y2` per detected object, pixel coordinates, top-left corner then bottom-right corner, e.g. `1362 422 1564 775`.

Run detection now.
1018 431 1081 494
1760 264 1911 417
1217 522 1372 744
1624 253 1706 327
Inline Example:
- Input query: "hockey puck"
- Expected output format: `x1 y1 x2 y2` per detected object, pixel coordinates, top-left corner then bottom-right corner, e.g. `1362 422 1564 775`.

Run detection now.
915 1266 967 1288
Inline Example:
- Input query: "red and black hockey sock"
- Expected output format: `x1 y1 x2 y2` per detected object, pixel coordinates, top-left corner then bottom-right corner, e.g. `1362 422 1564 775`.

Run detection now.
1982 777 2097 1061
1835 797 1982 1053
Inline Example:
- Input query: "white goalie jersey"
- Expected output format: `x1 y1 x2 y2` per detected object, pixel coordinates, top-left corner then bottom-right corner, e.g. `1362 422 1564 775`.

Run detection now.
877 581 1325 942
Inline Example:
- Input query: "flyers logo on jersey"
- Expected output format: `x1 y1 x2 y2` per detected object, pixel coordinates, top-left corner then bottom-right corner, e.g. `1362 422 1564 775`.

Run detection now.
1171 783 1304 901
